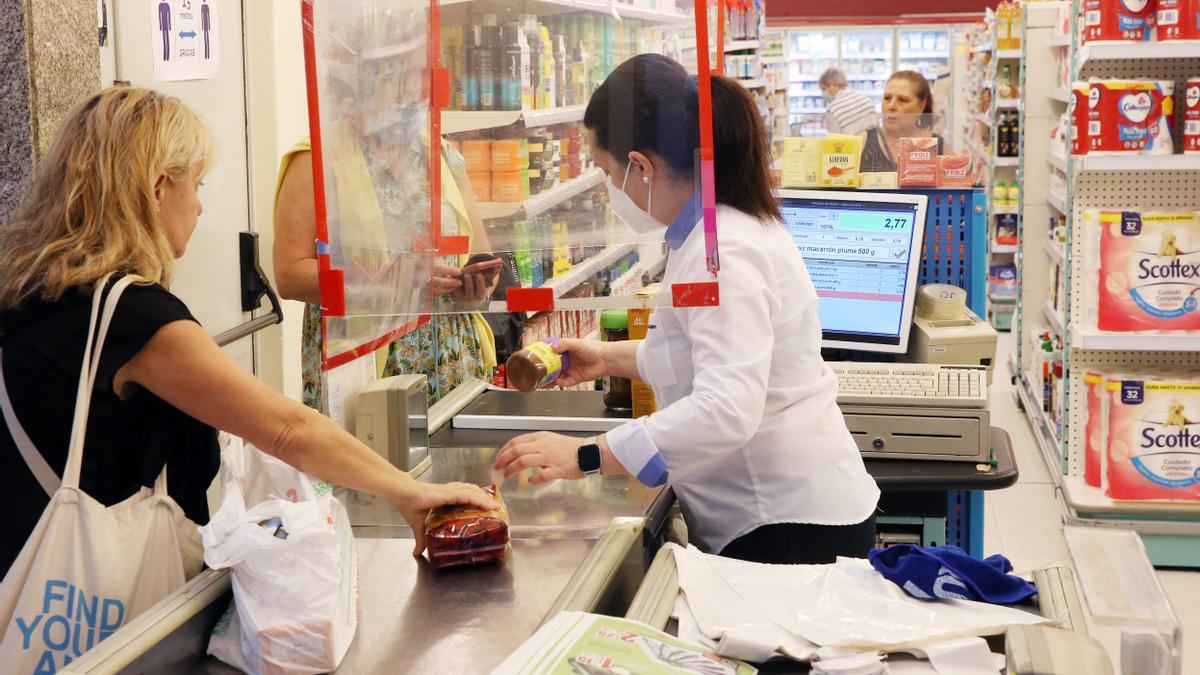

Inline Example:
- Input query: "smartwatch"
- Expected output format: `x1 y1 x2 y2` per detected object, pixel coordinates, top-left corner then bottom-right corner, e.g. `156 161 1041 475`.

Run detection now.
577 437 602 476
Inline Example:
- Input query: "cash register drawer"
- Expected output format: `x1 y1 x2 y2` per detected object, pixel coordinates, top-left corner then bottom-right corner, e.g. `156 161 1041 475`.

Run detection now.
841 405 990 462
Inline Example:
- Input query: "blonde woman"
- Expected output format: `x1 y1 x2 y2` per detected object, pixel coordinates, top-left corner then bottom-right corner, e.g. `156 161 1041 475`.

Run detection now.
0 86 494 576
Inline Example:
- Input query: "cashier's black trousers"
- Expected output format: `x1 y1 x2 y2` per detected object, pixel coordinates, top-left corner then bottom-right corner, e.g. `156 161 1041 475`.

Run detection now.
719 514 877 565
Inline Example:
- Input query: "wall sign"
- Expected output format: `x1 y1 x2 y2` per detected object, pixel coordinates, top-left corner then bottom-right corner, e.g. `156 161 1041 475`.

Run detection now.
151 0 219 81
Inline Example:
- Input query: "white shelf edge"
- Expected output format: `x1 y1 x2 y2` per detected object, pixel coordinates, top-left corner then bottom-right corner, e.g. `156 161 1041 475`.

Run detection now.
738 78 766 89
1079 154 1200 172
996 49 1023 59
1072 326 1200 352
1048 149 1068 173
1043 238 1065 265
971 42 995 54
1048 34 1071 47
477 168 604 220
442 105 587 134
994 156 1020 167
543 243 637 299
1017 373 1064 482
1063 475 1200 518
724 39 760 52
996 98 1020 109
1046 189 1067 215
1043 301 1065 335
1048 87 1070 103
761 56 786 65
1078 41 1200 67
992 243 1019 253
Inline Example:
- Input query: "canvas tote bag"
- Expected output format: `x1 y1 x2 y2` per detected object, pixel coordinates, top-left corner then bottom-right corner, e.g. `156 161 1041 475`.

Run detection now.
0 274 203 674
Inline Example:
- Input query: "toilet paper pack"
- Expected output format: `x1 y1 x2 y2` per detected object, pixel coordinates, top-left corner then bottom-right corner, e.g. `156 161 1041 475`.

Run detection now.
1184 78 1200 153
1157 0 1200 40
1094 210 1200 332
1087 79 1174 155
1106 377 1200 502
1084 0 1157 43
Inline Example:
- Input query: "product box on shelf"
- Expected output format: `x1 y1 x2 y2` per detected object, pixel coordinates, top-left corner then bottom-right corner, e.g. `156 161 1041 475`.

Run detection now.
1087 79 1174 155
897 137 939 188
1083 0 1156 43
1105 376 1200 502
819 134 863 188
1157 0 1200 40
1071 82 1089 155
780 137 820 188
1185 78 1200 154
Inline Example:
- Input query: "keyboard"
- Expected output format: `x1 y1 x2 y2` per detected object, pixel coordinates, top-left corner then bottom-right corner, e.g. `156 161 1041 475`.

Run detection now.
829 362 989 409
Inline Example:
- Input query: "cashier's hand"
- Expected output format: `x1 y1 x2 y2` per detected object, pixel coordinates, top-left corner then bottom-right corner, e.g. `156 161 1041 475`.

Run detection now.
546 338 607 387
494 432 584 483
391 481 499 557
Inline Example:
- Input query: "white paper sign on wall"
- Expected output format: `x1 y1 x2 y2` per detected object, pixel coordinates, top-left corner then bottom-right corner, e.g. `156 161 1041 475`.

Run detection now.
150 0 219 81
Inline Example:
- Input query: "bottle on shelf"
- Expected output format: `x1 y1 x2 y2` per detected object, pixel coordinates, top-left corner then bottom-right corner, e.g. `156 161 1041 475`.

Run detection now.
998 64 1015 99
1006 181 1020 207
996 2 1012 49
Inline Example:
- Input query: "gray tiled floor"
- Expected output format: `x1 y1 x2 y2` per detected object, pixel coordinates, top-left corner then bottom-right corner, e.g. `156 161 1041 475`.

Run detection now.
987 332 1198 673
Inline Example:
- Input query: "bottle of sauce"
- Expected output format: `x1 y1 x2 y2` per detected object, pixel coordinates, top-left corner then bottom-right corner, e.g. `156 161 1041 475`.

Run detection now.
600 310 632 411
506 339 570 392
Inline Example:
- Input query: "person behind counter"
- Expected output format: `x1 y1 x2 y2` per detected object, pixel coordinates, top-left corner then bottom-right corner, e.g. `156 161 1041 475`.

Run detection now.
0 87 495 576
494 55 881 565
860 70 944 173
273 130 501 410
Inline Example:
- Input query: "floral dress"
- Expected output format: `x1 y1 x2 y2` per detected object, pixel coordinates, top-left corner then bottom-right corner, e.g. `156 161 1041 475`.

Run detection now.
299 140 488 410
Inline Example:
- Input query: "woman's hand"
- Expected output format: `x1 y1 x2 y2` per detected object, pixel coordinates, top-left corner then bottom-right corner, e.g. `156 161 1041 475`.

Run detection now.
494 432 585 483
549 338 608 387
430 262 464 297
388 480 498 556
449 269 491 306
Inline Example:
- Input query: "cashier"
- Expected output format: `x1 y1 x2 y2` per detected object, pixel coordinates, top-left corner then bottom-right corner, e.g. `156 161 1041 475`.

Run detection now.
496 55 881 565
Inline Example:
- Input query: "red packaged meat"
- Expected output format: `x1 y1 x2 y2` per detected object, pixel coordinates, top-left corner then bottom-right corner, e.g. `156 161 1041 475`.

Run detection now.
424 484 510 569
897 137 939 188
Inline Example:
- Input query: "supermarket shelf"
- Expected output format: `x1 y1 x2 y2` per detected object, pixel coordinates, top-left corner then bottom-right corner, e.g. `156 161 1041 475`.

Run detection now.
996 98 1020 109
761 56 786 65
477 168 604 220
1077 154 1200 172
847 73 890 80
992 243 1018 254
1044 238 1065 266
442 0 688 24
1048 148 1067 172
542 243 637 298
1078 41 1200 67
1048 86 1070 103
843 52 891 59
361 36 423 61
988 294 1017 302
1046 189 1067 215
1063 475 1200 518
1043 301 1064 335
1017 374 1064 482
725 39 760 52
996 49 1022 59
441 105 586 134
899 50 951 59
738 78 766 89
1048 34 1071 48
1071 328 1200 352
994 156 1019 167
993 205 1018 215
791 74 821 82
971 42 994 53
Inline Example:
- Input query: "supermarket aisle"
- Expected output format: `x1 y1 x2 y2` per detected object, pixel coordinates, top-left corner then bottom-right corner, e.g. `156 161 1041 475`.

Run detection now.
985 332 1199 673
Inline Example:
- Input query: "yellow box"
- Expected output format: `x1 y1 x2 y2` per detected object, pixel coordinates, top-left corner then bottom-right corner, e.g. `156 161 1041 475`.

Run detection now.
820 134 863 189
860 172 899 189
781 137 821 188
628 306 657 419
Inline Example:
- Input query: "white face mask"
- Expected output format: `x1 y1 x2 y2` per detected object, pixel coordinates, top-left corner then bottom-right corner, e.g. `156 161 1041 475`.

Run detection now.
607 162 662 234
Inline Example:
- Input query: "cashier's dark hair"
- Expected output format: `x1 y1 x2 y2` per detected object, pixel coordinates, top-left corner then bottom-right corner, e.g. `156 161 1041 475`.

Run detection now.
584 54 781 222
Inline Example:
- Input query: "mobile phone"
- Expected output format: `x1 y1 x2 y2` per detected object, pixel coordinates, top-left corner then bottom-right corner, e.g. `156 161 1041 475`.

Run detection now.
463 254 503 275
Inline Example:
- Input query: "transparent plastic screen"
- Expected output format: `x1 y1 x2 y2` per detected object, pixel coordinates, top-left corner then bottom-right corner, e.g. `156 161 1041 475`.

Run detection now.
307 0 722 369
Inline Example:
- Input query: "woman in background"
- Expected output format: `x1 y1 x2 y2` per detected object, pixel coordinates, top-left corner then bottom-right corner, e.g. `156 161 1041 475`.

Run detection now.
860 70 944 173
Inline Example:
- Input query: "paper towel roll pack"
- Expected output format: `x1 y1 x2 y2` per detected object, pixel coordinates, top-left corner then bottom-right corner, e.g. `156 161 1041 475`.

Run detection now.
1087 79 1174 155
1084 0 1156 43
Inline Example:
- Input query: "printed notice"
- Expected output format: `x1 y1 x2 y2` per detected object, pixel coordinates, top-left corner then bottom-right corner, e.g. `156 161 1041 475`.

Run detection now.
151 0 218 81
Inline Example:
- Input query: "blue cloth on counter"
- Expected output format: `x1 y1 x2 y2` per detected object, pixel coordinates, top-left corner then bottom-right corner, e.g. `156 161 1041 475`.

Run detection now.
867 544 1037 605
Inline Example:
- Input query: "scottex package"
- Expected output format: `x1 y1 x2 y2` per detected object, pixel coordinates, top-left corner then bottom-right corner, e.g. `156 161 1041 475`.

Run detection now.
1106 377 1200 502
1084 372 1108 488
425 483 510 569
1087 79 1174 155
1093 210 1200 332
1084 0 1156 43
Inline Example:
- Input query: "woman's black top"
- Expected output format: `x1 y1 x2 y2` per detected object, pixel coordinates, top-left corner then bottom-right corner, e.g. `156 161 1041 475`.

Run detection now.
860 127 946 173
0 279 219 575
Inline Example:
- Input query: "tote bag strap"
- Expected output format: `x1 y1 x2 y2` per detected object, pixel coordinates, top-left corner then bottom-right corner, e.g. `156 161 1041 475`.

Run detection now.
61 274 136 489
0 352 61 495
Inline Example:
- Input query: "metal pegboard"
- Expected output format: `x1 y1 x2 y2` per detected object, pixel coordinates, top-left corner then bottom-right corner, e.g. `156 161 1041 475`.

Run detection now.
907 189 988 317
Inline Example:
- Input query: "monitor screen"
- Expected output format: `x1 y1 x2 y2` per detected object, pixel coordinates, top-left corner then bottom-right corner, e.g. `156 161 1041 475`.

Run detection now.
777 190 929 353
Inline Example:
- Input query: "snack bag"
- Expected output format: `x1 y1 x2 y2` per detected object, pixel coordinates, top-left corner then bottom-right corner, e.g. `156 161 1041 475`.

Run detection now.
1087 79 1174 155
425 484 510 569
897 137 939 187
1096 210 1200 332
1106 378 1200 502
1083 0 1156 43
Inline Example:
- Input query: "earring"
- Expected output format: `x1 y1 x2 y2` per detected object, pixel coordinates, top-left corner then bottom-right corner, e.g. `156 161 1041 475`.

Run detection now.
642 176 649 184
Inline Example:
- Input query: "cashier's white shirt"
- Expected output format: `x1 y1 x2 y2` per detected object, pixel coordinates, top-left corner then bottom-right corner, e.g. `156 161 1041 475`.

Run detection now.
605 204 881 554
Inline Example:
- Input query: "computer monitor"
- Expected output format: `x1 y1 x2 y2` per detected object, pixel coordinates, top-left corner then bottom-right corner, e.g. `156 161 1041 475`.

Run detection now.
777 190 929 354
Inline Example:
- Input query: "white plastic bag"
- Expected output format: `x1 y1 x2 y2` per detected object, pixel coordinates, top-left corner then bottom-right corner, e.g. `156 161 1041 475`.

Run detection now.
200 437 358 675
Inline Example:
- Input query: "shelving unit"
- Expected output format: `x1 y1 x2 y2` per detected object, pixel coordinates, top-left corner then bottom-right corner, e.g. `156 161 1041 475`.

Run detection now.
1015 0 1200 567
476 169 605 220
440 0 690 24
441 105 587 134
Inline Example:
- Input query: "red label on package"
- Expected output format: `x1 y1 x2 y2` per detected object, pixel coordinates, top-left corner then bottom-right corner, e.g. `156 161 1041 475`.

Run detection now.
1157 0 1200 39
1087 80 1174 155
1185 79 1200 154
1071 83 1090 155
898 137 940 188
1084 0 1156 43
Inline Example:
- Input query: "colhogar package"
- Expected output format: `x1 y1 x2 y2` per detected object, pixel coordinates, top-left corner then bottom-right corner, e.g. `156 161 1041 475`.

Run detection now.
1093 210 1200 332
1087 79 1174 155
1106 377 1200 502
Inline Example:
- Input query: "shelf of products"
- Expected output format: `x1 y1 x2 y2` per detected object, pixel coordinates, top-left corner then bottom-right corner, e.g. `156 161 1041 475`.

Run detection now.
1017 373 1064 472
1043 238 1064 266
439 0 691 24
541 242 637 297
1070 330 1200 352
1076 155 1200 172
1043 301 1064 335
993 243 1019 253
994 156 1019 167
725 39 759 52
996 49 1023 59
477 168 604 220
442 105 587 134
